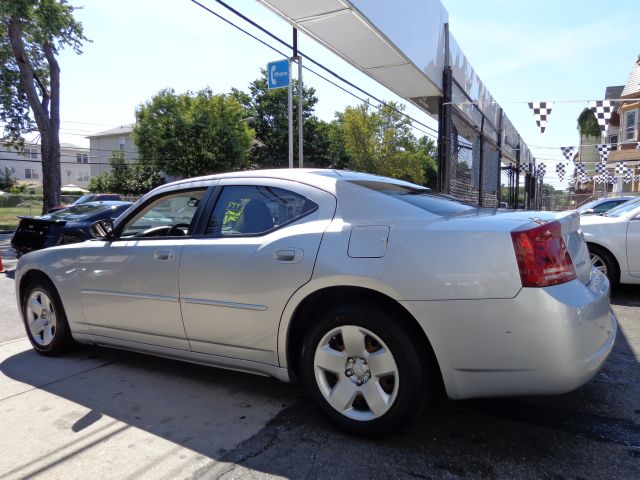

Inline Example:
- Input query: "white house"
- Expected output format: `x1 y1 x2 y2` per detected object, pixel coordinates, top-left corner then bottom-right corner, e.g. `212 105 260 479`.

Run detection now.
0 141 92 188
87 124 138 177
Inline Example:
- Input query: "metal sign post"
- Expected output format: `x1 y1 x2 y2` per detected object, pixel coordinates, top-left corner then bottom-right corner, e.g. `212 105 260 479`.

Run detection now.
267 58 292 168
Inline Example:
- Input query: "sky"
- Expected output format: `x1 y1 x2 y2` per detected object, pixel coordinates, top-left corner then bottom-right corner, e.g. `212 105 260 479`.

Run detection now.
31 0 640 187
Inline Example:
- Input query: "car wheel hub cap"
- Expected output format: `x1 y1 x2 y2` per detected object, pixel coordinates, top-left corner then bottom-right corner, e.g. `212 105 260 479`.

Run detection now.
313 325 399 421
25 290 57 347
345 357 371 385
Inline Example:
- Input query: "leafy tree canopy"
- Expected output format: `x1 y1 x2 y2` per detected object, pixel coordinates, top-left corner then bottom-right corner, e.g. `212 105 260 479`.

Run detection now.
338 101 437 186
1 0 87 211
577 107 601 138
133 88 253 178
231 70 338 168
88 151 164 196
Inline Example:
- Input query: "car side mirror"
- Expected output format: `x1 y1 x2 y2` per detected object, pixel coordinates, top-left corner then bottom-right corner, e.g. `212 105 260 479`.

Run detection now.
91 219 115 240
580 208 595 215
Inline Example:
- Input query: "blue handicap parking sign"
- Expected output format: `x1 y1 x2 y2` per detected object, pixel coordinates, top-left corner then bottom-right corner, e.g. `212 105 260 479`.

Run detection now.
267 59 290 89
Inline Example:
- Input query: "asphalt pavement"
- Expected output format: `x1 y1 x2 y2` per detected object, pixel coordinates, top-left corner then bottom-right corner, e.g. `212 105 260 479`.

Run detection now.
0 243 638 479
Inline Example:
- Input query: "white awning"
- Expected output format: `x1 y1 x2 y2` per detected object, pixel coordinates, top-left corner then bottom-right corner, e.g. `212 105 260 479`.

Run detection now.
257 0 447 115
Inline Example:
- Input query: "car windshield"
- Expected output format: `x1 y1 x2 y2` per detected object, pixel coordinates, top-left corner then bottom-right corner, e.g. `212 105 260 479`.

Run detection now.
348 180 477 215
577 199 606 212
604 196 640 217
39 204 111 221
74 195 96 204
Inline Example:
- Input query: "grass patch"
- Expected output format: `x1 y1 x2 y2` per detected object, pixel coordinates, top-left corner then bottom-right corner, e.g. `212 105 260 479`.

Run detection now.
0 204 43 231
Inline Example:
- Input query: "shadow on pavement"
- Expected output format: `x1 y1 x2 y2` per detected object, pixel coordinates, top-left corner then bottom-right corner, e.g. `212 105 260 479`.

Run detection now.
0 344 303 477
0 283 638 478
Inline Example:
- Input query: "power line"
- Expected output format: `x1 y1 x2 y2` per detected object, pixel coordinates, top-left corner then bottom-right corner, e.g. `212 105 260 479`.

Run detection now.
190 0 439 139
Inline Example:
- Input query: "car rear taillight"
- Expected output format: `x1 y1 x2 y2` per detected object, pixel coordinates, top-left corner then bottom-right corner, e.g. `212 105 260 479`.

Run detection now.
511 220 576 287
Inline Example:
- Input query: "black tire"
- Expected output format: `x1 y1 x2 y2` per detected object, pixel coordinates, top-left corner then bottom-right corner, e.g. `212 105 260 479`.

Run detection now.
22 277 75 356
301 304 431 437
588 244 619 286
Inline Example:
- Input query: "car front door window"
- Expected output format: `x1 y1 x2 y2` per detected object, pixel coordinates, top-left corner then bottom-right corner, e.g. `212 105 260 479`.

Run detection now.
121 189 207 237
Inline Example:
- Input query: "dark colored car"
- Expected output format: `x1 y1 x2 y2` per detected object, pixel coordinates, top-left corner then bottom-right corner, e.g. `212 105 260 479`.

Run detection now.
11 201 132 257
48 193 123 213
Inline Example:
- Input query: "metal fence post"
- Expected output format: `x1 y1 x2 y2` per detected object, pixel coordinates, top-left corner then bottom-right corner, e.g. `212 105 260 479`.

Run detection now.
437 23 452 194
478 116 485 207
514 143 520 209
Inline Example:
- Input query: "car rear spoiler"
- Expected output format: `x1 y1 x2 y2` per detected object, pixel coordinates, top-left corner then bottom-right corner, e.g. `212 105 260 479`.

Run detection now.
17 216 67 226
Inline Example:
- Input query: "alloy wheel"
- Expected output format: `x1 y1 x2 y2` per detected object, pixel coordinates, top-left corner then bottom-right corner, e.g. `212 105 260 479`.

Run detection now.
590 252 607 277
313 325 399 421
25 290 57 347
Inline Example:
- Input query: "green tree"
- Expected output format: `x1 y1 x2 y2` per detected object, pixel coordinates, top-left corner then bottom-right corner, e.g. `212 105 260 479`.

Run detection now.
338 101 432 185
0 166 16 190
231 70 331 168
414 136 438 188
133 88 253 178
88 150 163 195
1 0 88 212
577 108 601 138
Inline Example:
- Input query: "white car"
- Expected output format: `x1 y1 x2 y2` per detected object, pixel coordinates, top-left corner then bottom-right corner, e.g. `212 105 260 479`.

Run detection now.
15 169 616 436
581 196 640 285
576 196 635 215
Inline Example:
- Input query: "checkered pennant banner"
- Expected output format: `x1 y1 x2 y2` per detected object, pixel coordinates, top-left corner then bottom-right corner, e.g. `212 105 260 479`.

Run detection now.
615 161 627 175
596 144 609 162
595 161 607 174
528 102 553 134
536 162 546 178
575 162 586 174
610 175 617 185
579 171 591 183
595 175 604 185
624 170 633 183
519 162 533 174
560 146 576 162
589 100 615 133
555 163 566 181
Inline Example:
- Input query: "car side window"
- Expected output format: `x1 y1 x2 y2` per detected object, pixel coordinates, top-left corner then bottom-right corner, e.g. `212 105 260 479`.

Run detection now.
206 185 317 236
120 189 207 238
593 202 612 213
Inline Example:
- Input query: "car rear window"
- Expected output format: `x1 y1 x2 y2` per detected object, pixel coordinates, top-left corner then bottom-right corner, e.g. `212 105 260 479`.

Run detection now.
348 180 477 215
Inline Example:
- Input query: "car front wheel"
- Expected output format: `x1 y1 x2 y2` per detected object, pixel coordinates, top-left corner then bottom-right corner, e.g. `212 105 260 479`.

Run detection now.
301 305 431 437
22 278 74 355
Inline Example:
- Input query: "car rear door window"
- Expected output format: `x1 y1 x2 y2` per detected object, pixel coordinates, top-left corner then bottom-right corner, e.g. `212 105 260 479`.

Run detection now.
206 185 318 236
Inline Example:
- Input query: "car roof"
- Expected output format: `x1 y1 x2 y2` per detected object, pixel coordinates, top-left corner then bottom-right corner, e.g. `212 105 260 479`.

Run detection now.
158 168 425 193
79 201 132 207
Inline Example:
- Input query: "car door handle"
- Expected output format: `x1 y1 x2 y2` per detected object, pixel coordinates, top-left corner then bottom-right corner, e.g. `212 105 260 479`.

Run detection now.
154 249 175 261
275 249 303 263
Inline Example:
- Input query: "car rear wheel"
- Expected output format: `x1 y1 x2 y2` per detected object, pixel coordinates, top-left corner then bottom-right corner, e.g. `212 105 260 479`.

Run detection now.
588 245 619 285
301 305 430 437
22 279 74 355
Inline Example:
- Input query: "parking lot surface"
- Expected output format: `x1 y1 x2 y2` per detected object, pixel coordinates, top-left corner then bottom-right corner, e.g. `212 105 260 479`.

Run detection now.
0 239 638 479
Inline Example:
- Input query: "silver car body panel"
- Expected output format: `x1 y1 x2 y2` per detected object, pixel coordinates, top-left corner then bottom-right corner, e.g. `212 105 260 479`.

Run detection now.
15 169 616 399
581 201 640 283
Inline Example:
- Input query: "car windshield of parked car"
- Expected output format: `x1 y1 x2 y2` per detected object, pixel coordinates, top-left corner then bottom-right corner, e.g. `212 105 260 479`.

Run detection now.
73 194 96 204
603 197 640 217
577 199 607 213
38 204 112 222
349 180 477 215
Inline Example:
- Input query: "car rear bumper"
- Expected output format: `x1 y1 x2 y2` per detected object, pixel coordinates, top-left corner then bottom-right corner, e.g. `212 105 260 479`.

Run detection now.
400 269 616 400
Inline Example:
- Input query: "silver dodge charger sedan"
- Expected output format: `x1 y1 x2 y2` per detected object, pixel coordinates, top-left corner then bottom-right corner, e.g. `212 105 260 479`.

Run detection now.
15 169 616 437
